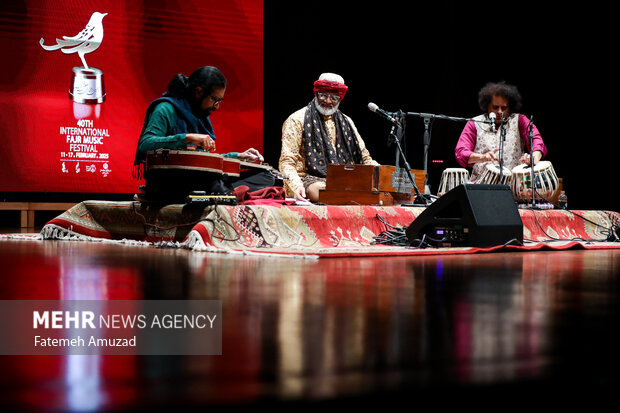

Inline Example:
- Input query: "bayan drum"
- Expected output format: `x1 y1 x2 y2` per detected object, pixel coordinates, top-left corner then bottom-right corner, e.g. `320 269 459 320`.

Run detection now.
437 168 470 196
475 163 512 185
511 160 559 203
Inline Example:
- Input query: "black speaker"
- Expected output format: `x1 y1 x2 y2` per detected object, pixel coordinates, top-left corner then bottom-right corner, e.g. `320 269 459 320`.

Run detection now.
406 184 523 248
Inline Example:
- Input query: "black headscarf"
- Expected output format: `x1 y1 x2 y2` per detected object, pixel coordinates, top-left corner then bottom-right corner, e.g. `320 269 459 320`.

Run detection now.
132 96 216 179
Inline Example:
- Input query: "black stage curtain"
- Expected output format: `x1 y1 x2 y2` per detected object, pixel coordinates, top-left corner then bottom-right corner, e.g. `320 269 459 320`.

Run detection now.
264 0 614 211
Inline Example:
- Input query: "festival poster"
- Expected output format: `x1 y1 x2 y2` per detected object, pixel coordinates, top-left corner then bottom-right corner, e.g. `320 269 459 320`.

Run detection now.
0 0 263 194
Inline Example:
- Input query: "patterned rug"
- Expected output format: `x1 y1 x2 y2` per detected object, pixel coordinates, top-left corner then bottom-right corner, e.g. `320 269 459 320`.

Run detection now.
24 201 620 258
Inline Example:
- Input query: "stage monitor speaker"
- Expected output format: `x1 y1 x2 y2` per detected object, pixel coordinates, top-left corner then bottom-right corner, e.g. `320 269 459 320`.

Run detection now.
406 184 523 248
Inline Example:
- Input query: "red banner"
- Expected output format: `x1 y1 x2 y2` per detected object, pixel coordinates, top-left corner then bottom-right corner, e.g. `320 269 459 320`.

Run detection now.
0 0 263 194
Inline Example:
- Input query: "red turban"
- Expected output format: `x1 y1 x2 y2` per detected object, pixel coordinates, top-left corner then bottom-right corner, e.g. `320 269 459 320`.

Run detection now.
313 80 348 100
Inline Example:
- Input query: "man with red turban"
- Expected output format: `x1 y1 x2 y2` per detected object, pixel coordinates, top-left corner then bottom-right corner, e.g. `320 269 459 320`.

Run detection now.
279 73 377 202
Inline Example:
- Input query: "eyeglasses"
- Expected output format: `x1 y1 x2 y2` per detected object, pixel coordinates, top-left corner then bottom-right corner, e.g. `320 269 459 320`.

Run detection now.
209 95 225 105
316 92 341 103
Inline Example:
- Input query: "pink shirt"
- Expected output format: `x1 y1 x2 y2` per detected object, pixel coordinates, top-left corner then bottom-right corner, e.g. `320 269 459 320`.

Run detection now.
454 114 547 167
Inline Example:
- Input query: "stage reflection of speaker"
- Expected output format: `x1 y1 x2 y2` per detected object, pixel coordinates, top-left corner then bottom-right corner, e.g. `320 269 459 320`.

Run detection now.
406 184 523 248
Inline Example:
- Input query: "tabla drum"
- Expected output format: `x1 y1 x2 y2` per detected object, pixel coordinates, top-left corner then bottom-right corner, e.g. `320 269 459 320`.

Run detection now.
437 168 470 196
511 160 559 203
475 163 512 185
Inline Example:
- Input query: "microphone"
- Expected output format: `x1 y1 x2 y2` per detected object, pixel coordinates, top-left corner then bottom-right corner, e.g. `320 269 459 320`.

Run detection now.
489 112 496 132
368 102 399 124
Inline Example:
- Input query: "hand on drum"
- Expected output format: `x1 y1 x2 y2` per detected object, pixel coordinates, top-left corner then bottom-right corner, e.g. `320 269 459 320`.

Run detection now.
483 149 499 162
469 149 498 164
185 133 216 152
519 150 543 166
237 148 264 162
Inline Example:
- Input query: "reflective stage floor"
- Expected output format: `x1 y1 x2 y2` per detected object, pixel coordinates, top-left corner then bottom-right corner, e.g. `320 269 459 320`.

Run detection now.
0 238 618 411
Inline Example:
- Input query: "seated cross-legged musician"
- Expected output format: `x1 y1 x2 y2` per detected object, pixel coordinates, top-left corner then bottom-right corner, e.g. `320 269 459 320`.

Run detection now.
279 72 378 202
133 66 274 201
454 80 548 182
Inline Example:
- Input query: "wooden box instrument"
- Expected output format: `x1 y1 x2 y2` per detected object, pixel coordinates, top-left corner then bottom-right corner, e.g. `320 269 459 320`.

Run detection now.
146 149 273 177
320 164 426 206
144 149 277 203
147 150 225 173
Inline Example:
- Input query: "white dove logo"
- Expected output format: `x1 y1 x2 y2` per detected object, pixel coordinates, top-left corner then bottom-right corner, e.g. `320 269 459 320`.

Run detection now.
39 12 107 70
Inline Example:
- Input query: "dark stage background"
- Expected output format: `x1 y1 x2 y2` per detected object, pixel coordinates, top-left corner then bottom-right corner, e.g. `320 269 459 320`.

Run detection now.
0 1 615 213
264 0 615 211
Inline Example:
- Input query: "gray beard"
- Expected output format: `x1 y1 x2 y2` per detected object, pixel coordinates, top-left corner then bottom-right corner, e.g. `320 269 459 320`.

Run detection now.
313 97 339 116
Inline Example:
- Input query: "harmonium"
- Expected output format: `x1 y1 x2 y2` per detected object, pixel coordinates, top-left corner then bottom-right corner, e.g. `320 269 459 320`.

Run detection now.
319 164 426 206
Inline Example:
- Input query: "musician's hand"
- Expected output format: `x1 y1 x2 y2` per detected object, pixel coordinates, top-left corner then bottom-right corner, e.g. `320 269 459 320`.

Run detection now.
520 151 542 166
238 148 264 162
185 134 216 151
520 153 530 165
293 186 307 202
468 149 498 165
483 149 499 162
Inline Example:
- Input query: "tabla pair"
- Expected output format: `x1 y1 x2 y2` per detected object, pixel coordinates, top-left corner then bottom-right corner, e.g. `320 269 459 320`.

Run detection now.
438 161 560 203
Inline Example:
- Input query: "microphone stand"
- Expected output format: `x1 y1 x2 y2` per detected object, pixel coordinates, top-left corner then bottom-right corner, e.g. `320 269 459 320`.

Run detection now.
527 115 536 208
392 110 405 171
405 111 494 191
499 113 506 185
387 117 430 205
422 116 431 192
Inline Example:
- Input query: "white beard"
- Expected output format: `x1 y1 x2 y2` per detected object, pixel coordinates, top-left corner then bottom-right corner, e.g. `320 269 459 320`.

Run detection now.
314 97 339 116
